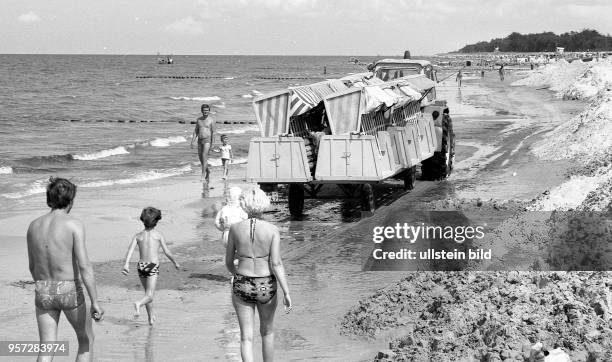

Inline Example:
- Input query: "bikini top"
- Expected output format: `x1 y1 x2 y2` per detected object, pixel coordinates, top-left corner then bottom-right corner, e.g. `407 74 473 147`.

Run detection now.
236 218 270 261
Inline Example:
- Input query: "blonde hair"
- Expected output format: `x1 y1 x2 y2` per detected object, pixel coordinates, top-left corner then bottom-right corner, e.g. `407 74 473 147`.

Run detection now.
226 186 242 205
240 186 270 217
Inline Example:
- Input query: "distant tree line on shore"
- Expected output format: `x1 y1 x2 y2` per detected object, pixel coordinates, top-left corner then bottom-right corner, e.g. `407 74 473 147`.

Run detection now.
457 29 612 53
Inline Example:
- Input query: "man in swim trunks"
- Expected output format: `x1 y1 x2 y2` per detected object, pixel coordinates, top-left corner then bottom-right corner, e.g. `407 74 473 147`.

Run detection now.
27 177 104 361
191 104 215 185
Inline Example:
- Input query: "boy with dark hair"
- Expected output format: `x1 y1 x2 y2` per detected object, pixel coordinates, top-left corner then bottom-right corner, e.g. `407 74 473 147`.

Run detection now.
27 177 104 361
122 207 180 325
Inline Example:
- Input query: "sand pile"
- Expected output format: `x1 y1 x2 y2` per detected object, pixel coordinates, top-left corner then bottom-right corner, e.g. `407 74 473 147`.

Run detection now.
511 59 588 95
528 89 612 211
512 59 612 101
418 198 528 212
532 89 612 161
563 63 612 100
527 63 612 211
340 272 612 362
529 166 612 212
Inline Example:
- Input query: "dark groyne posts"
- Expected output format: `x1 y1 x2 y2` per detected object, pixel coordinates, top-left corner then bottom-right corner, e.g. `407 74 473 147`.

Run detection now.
61 119 257 125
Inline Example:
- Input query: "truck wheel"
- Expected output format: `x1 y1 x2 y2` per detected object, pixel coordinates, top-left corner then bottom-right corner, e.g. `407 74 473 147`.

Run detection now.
361 184 375 211
288 184 304 216
403 166 417 190
421 116 454 180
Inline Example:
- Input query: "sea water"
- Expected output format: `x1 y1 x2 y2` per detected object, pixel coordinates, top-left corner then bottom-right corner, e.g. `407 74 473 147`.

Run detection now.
0 54 375 208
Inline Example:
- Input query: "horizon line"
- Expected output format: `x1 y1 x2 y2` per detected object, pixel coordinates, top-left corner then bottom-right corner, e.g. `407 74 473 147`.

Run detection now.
0 52 437 57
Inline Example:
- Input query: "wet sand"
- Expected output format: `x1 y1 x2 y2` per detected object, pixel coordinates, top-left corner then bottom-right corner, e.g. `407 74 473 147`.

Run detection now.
0 70 588 361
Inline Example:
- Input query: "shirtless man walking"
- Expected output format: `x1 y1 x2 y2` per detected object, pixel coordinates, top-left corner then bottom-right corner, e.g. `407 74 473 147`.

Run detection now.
191 104 215 184
27 177 104 362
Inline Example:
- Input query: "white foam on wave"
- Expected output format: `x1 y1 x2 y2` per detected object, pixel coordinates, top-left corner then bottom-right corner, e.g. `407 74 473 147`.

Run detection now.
224 77 235 80
251 90 263 95
241 94 253 99
1 180 47 199
149 136 187 147
218 125 259 134
81 165 193 188
213 102 226 109
0 166 13 175
170 96 222 102
73 146 129 161
208 157 248 167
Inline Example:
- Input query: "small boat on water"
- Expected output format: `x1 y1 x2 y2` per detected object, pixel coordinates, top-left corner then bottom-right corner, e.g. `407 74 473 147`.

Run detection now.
157 53 173 64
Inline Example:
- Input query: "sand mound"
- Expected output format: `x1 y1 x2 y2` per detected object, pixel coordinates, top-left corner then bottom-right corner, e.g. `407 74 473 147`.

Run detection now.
534 89 612 159
341 272 612 362
512 59 612 101
529 88 612 211
529 167 612 212
511 59 588 96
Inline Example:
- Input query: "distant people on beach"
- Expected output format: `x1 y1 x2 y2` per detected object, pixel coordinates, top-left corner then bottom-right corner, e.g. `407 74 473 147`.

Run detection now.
481 69 485 78
215 186 248 248
191 104 215 185
226 187 292 362
213 135 233 180
122 207 180 325
27 177 104 361
455 69 463 87
499 65 505 81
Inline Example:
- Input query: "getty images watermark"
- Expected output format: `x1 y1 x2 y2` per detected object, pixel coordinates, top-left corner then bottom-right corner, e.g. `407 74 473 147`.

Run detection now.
371 223 491 260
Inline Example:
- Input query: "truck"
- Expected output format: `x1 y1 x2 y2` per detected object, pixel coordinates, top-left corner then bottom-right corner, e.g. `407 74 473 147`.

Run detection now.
245 58 455 216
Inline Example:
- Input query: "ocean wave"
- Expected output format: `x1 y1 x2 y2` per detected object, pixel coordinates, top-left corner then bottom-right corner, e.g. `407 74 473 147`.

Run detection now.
73 146 129 160
208 157 248 167
218 125 259 134
1 180 47 199
80 165 193 188
213 102 226 109
224 77 235 80
241 94 253 98
170 96 221 102
0 166 13 175
251 90 263 95
148 136 187 147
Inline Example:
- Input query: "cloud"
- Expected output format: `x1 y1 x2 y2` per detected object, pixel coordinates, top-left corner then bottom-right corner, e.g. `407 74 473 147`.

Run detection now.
18 11 41 23
196 0 320 19
165 16 205 35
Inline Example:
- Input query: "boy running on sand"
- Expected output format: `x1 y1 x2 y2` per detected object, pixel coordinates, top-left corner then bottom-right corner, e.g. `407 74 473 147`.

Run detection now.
122 207 179 325
213 135 233 180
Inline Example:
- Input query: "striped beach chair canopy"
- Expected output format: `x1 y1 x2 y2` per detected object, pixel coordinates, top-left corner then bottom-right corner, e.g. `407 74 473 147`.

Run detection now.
251 74 428 137
252 89 292 137
395 74 436 93
288 80 348 117
339 73 385 87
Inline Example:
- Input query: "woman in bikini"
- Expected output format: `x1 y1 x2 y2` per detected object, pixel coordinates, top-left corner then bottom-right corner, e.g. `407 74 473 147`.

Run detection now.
225 187 291 362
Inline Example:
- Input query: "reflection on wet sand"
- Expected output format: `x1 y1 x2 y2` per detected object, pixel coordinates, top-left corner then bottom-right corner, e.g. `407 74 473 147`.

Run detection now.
144 326 154 362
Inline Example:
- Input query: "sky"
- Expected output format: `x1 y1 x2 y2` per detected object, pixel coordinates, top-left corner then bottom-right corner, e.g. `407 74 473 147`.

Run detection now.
2 0 612 55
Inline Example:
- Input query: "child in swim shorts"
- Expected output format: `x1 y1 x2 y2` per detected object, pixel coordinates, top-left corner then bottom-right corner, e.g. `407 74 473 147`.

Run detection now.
122 207 180 325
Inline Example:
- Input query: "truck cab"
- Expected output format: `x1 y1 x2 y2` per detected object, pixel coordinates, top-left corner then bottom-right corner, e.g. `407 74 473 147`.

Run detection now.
372 59 436 82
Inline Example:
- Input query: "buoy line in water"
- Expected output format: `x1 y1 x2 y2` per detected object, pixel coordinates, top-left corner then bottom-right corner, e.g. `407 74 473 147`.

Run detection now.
58 119 257 125
135 75 231 79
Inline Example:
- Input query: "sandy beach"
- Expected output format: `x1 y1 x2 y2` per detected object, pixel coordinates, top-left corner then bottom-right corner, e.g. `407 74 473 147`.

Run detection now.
1 61 610 361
